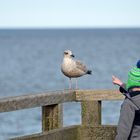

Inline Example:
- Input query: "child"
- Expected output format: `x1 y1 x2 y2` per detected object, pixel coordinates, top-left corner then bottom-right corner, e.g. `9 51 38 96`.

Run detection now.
112 60 140 140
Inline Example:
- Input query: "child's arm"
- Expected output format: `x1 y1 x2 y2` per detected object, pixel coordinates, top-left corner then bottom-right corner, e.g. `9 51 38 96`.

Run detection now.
112 75 127 93
112 75 124 86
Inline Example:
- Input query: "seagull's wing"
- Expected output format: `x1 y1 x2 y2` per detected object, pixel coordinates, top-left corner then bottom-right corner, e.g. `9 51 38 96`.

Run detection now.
75 60 87 72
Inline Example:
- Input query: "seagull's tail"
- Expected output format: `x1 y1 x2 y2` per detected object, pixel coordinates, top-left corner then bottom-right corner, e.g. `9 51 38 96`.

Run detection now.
86 70 92 75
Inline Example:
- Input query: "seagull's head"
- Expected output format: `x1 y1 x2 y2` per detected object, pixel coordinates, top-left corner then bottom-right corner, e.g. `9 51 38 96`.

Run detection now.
64 50 75 58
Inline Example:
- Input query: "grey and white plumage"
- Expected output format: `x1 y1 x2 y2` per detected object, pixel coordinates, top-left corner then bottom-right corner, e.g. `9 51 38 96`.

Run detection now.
61 50 92 89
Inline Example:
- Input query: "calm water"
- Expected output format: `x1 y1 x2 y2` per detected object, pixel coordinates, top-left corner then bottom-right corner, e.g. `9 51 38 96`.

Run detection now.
0 28 140 139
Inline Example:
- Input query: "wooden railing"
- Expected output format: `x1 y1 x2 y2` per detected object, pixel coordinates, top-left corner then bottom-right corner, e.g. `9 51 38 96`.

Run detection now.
0 89 124 140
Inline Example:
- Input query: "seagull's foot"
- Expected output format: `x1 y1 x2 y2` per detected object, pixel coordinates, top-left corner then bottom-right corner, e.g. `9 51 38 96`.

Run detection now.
75 87 79 90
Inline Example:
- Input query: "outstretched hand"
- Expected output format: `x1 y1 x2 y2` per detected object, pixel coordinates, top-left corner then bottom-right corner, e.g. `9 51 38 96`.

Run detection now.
112 75 123 86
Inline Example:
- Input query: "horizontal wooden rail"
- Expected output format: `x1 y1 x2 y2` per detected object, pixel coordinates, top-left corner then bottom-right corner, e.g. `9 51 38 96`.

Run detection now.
0 89 124 113
11 125 117 140
75 89 124 101
0 90 76 112
11 125 80 140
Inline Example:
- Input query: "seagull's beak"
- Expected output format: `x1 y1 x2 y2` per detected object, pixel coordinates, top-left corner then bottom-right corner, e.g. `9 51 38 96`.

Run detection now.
71 54 75 57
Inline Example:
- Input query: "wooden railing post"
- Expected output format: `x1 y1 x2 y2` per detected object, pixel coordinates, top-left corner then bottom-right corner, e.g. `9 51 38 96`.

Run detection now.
42 104 63 132
81 101 101 126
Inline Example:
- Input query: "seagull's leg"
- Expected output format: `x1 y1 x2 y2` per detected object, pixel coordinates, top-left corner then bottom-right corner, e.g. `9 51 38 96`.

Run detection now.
75 78 78 90
69 78 72 90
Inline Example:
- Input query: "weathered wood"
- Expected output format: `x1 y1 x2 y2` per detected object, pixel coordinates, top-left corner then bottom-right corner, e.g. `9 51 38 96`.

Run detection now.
0 89 122 140
79 125 117 140
0 90 76 112
42 104 63 132
10 125 116 140
10 125 80 140
0 89 124 112
81 101 101 126
76 89 124 101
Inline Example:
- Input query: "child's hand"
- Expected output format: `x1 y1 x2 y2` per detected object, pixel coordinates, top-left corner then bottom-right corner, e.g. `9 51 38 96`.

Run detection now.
112 75 123 86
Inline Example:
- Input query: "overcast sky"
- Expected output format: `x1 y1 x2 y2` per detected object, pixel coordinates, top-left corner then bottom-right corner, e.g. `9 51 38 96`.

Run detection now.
0 0 140 28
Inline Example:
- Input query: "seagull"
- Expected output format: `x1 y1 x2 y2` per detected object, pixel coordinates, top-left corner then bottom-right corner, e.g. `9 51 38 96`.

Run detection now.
61 50 92 89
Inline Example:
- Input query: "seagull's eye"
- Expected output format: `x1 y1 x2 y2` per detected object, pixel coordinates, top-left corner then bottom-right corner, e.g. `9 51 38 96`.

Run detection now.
64 52 68 55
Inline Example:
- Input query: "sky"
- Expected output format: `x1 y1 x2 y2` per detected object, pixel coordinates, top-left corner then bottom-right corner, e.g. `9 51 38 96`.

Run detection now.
0 0 140 28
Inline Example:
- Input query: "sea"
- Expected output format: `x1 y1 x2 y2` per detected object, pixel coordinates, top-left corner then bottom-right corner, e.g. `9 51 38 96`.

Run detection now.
0 28 140 139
